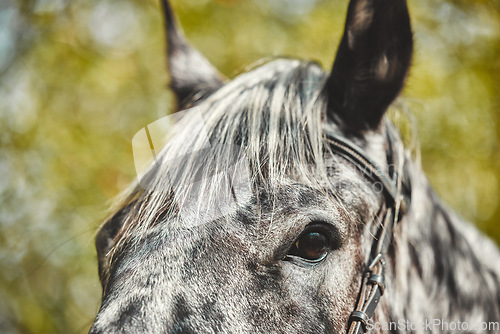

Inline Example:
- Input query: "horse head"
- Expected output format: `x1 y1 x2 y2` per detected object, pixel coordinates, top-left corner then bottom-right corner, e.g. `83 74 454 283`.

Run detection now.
89 1 500 333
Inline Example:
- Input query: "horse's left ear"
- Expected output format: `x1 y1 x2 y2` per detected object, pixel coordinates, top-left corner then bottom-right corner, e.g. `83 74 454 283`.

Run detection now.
161 0 225 107
324 0 413 131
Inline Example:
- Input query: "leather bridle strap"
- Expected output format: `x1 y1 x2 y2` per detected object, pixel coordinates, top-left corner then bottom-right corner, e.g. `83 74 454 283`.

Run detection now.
325 134 398 206
323 128 408 334
346 207 394 334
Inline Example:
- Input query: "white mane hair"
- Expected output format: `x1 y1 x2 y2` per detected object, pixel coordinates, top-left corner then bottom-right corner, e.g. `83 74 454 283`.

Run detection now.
105 59 344 259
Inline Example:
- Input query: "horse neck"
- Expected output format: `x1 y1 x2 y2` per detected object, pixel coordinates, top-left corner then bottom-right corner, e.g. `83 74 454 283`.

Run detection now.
382 156 500 329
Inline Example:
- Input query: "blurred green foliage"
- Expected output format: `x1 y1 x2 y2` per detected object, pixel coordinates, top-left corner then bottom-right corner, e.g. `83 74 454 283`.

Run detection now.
0 0 498 332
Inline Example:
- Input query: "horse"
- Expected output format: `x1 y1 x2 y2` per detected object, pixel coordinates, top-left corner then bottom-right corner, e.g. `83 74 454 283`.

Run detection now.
89 0 500 333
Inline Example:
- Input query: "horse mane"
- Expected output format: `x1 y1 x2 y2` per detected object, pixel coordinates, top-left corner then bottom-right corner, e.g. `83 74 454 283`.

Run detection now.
102 59 346 266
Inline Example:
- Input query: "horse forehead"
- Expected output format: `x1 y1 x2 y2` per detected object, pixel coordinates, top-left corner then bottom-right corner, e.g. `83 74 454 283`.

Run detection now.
118 184 336 257
113 171 366 278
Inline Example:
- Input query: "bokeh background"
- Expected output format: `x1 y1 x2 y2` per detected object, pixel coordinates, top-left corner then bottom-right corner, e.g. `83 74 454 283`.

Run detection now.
0 0 499 332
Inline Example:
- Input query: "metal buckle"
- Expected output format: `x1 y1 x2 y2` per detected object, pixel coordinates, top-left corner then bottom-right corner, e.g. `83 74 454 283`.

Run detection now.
367 253 385 270
368 274 385 295
349 311 369 332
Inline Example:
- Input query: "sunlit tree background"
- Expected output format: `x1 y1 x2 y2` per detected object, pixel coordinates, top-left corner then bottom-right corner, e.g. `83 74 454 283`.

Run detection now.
0 0 499 332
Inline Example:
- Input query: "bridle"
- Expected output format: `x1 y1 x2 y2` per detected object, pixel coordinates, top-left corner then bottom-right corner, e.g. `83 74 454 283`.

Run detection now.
324 125 411 334
326 126 410 334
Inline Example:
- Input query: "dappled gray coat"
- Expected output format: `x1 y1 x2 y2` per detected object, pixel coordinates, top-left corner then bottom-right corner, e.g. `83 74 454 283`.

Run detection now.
89 0 500 333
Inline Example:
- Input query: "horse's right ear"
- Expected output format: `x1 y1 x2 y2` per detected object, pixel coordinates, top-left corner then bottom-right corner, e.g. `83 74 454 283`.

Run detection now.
161 0 225 107
324 0 413 132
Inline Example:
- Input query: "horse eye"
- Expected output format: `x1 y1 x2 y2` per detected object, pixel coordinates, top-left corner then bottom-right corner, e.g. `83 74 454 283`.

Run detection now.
287 225 333 263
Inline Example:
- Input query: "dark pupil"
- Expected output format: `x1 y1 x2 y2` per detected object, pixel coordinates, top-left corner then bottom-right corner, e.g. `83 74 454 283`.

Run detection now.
296 232 328 260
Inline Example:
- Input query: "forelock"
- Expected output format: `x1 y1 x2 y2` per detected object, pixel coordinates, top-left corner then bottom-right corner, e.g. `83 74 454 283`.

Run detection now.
108 59 333 259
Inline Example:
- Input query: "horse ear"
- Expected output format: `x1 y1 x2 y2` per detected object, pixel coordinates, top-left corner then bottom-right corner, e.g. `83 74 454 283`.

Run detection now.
161 0 225 106
324 0 413 131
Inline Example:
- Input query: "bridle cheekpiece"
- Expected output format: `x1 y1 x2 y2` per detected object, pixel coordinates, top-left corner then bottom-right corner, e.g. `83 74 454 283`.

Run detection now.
324 126 410 334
